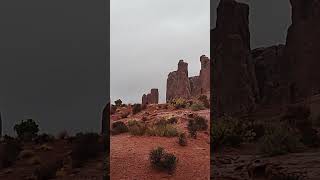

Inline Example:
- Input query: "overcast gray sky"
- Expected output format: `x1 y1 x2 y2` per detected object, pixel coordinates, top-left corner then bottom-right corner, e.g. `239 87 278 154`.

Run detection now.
111 0 291 104
111 0 210 104
0 0 108 135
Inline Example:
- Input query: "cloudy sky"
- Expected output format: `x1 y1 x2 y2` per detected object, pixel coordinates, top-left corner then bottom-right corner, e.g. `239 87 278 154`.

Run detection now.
111 0 292 104
111 0 210 104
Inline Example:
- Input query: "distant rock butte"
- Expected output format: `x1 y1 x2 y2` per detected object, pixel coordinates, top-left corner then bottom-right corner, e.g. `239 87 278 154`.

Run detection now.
142 88 159 105
166 55 210 103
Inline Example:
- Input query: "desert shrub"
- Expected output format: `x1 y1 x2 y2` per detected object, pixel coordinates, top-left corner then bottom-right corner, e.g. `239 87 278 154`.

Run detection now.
194 116 208 130
198 95 210 108
147 118 178 137
187 116 208 138
132 104 142 115
114 99 122 107
128 120 147 136
57 130 69 140
34 159 63 180
178 133 187 146
259 124 302 156
190 102 205 111
211 116 243 150
120 111 130 119
0 140 22 169
149 147 177 174
14 119 39 141
167 117 178 124
111 121 128 135
170 98 188 109
71 133 102 168
147 124 178 137
34 133 55 144
187 119 198 138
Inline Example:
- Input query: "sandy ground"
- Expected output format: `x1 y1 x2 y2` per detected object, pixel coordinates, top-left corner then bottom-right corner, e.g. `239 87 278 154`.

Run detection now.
110 108 210 180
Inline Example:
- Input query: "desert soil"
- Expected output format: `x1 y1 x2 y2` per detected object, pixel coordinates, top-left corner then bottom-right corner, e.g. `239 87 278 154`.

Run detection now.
110 105 210 180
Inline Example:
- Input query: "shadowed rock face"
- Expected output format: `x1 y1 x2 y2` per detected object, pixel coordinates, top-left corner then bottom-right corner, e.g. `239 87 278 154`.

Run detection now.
166 56 210 102
211 0 259 118
283 0 320 102
142 89 159 105
252 45 289 106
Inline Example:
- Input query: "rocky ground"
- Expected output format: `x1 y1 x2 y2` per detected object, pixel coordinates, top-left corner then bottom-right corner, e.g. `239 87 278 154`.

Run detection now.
0 137 106 180
110 104 210 180
211 95 320 180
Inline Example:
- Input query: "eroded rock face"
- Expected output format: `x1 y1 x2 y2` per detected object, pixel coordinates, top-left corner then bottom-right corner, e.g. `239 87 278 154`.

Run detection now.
211 0 259 118
252 45 290 105
142 89 159 105
283 0 320 102
166 56 210 102
166 60 192 102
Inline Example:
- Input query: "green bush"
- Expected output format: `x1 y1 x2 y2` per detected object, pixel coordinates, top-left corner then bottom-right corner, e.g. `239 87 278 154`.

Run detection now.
198 95 210 108
132 104 142 115
14 119 39 141
259 124 302 156
178 133 187 146
190 102 205 111
112 121 128 135
149 147 177 174
128 120 147 136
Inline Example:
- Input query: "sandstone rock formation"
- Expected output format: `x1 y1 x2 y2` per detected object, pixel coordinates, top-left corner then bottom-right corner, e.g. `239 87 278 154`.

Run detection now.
211 0 259 118
166 56 210 102
166 60 192 102
142 89 159 105
283 0 320 102
252 45 290 105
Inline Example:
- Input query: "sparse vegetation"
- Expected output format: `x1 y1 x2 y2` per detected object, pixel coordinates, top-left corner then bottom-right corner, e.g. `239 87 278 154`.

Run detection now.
170 98 188 109
190 102 205 111
34 133 55 144
187 116 208 138
112 121 128 135
149 147 177 174
259 124 302 156
128 120 147 136
198 95 210 108
178 133 187 146
167 117 178 124
147 124 178 137
14 119 39 141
